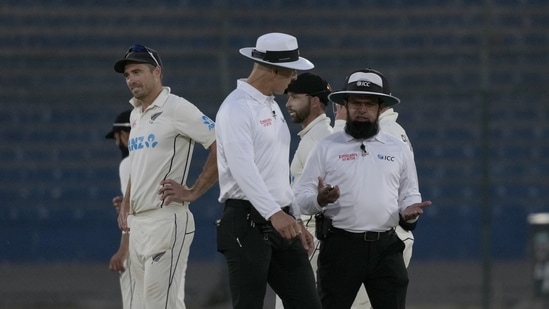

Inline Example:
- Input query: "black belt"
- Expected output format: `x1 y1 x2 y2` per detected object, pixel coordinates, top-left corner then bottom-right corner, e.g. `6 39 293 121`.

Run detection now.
225 199 292 224
225 199 290 213
331 227 395 241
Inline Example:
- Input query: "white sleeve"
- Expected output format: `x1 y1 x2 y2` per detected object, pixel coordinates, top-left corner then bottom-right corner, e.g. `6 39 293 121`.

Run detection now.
398 145 422 212
216 103 281 220
119 157 131 195
294 143 325 215
173 98 216 149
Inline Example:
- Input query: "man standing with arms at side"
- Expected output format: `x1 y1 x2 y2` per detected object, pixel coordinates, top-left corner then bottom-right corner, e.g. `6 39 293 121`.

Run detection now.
294 68 431 309
215 33 322 309
275 72 333 309
115 44 218 309
106 109 134 309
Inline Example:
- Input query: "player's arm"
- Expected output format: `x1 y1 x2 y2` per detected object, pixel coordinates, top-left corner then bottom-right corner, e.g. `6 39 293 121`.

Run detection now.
109 231 129 272
159 141 218 204
188 141 218 198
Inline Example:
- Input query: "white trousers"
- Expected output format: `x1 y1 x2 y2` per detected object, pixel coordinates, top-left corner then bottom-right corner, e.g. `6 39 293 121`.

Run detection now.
119 257 134 309
129 205 195 309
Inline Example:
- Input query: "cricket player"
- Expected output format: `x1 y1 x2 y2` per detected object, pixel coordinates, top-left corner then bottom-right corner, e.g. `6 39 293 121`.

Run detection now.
114 44 218 309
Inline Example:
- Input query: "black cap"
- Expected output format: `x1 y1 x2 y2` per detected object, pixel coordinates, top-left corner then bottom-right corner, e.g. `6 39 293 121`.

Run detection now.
114 44 162 73
328 68 400 106
284 73 332 104
105 110 132 139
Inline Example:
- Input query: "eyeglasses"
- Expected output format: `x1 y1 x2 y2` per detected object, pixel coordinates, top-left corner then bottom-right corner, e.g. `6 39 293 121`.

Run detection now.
127 44 160 67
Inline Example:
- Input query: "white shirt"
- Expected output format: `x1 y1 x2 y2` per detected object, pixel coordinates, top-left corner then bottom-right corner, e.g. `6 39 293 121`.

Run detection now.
119 156 130 195
127 87 216 214
216 80 297 220
290 114 333 185
294 130 422 232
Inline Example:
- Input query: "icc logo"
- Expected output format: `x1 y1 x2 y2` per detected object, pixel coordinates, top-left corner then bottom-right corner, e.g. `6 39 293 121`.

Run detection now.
357 81 371 87
377 154 395 162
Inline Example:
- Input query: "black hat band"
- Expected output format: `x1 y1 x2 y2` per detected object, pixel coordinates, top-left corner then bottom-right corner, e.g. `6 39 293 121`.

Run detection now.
251 48 299 63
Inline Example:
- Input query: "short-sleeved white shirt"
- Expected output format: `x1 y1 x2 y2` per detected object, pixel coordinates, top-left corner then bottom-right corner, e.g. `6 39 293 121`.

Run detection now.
127 87 216 214
119 156 130 195
294 130 422 232
216 80 296 220
290 114 333 185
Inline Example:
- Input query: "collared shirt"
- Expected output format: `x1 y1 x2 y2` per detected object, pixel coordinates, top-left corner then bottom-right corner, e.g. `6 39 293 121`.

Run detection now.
127 87 216 214
294 130 422 233
216 79 296 220
290 114 333 185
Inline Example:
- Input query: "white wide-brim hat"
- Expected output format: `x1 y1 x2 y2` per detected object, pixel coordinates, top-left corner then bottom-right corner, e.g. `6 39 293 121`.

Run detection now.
239 32 314 71
328 68 400 107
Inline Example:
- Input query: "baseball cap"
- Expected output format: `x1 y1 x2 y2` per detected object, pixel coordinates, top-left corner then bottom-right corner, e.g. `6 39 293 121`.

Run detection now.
105 110 132 139
114 44 162 73
328 68 400 107
284 73 332 104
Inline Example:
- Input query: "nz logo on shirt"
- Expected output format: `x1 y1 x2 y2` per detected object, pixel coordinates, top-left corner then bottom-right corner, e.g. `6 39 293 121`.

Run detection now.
202 115 215 131
129 133 158 151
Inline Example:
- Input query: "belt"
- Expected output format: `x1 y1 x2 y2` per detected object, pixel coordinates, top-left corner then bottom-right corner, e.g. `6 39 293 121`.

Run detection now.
225 199 292 225
225 199 290 214
331 227 395 241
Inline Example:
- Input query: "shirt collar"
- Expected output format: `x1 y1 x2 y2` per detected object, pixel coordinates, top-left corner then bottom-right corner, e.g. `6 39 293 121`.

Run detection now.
129 87 171 110
379 108 398 123
237 79 275 105
298 114 330 138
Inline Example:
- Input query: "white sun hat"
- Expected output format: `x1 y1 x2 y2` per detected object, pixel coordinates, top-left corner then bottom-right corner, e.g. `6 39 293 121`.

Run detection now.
239 32 314 71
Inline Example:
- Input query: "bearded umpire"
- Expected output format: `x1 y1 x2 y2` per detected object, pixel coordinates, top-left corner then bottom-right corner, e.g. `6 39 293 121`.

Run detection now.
294 68 432 308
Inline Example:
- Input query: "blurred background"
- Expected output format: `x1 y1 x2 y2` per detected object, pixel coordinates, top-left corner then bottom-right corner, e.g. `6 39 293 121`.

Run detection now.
0 0 548 308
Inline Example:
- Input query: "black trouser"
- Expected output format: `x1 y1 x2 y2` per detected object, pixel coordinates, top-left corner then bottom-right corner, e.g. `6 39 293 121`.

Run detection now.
317 228 408 309
216 199 321 309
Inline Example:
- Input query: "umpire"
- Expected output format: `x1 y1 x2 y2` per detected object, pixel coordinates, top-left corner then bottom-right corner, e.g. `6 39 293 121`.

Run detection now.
294 68 432 309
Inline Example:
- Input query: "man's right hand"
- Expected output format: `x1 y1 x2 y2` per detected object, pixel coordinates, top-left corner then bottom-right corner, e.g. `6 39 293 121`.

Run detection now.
269 211 302 240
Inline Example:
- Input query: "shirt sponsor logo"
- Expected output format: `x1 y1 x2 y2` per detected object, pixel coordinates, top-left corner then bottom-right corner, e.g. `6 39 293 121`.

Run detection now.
202 115 215 130
260 118 272 127
338 153 358 161
129 133 158 151
377 154 395 161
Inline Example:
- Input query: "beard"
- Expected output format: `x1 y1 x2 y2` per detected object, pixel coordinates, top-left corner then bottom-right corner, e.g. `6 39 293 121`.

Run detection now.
289 107 310 124
345 120 379 140
288 100 311 124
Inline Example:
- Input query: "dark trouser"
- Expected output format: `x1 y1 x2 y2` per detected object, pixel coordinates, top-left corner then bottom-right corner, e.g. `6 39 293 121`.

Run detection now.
216 199 321 309
318 228 408 309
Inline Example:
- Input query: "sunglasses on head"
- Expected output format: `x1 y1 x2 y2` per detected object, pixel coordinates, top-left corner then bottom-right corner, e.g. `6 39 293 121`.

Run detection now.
127 44 160 67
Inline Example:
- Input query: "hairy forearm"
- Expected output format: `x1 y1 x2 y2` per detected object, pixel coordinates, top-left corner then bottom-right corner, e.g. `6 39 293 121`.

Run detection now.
189 142 219 198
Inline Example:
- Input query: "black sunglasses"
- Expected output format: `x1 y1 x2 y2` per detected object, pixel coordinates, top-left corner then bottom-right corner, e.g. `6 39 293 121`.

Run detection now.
127 44 160 67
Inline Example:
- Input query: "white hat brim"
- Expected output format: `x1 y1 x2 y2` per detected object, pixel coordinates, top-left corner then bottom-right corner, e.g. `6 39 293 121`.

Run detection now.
239 47 314 71
329 91 400 107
